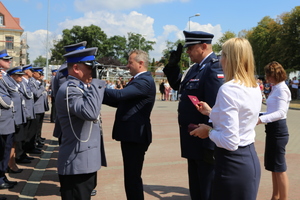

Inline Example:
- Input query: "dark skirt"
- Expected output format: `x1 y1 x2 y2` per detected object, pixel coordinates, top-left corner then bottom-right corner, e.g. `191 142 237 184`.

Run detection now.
264 119 289 172
212 143 261 200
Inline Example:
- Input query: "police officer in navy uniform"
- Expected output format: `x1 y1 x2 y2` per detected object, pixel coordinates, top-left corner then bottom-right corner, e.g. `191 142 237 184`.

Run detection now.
52 41 87 140
55 47 106 200
0 49 17 190
163 31 224 200
6 66 28 173
27 67 47 154
15 64 36 164
49 68 57 123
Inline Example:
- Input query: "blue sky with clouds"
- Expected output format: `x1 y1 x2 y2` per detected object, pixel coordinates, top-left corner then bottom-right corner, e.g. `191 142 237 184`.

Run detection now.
1 0 299 63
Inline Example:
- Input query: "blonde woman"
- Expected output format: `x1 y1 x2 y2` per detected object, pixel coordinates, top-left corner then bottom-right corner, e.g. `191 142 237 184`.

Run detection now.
190 38 261 200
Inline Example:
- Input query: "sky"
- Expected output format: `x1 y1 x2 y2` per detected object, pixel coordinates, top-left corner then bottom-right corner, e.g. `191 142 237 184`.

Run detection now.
1 0 299 63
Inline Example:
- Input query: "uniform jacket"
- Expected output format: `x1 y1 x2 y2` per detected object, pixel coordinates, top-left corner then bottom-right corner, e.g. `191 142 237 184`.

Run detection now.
163 52 224 159
20 78 35 120
29 77 45 114
103 71 156 144
0 81 15 135
2 75 26 125
55 76 106 175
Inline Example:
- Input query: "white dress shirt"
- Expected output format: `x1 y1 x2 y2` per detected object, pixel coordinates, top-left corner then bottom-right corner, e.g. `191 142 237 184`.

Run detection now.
259 81 291 123
209 80 262 151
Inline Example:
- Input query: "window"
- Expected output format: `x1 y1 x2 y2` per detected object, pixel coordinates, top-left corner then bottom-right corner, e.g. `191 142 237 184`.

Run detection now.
0 15 3 26
6 36 14 49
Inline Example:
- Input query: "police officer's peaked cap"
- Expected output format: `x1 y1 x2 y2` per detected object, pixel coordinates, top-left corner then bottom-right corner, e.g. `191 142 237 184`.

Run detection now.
64 41 87 52
63 47 98 64
32 67 44 74
7 66 25 75
51 66 58 72
183 31 214 48
22 64 33 71
0 49 12 60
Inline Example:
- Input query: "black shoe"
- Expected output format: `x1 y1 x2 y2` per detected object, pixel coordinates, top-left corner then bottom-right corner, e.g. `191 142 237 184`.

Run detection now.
39 137 46 141
36 143 44 148
7 168 23 174
0 182 14 189
25 155 34 160
37 140 45 145
16 158 32 164
4 177 17 186
91 189 97 196
27 148 42 154
0 196 7 200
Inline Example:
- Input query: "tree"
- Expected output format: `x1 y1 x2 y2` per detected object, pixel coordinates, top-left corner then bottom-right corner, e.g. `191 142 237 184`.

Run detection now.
50 25 109 64
160 39 189 71
33 55 47 67
279 6 300 71
212 31 236 53
126 33 156 59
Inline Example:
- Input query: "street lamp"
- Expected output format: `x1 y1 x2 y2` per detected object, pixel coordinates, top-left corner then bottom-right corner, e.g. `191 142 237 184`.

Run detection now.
189 13 200 31
188 13 200 66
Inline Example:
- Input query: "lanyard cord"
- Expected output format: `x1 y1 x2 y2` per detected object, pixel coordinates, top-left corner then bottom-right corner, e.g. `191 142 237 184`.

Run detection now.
66 86 93 143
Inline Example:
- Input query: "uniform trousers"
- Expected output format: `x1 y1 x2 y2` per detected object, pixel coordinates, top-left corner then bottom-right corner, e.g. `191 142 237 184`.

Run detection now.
23 118 38 151
212 143 260 200
16 120 33 159
59 172 96 200
35 113 45 140
0 134 13 184
121 141 149 200
187 157 214 200
50 97 56 123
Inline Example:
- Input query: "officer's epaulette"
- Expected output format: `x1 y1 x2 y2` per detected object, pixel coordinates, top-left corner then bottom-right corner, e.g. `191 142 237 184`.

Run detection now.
211 58 219 63
67 81 77 87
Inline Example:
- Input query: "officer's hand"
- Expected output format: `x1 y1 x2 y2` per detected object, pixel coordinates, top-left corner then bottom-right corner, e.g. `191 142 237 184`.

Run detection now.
168 43 183 66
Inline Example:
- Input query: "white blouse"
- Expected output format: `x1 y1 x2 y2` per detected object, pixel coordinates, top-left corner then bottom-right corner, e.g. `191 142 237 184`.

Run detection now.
259 81 291 123
209 80 262 151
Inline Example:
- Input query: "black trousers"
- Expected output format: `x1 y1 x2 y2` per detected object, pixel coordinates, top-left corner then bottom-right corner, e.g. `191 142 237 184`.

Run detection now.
50 97 56 122
121 141 149 200
59 172 97 200
0 134 13 184
187 157 215 200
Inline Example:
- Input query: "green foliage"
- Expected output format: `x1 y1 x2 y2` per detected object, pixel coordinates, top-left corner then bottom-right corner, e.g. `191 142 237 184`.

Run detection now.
33 55 46 67
48 26 156 66
161 39 189 71
212 31 236 53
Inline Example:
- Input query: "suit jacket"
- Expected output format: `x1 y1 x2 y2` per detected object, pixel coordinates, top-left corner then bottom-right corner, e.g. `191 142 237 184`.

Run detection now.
163 53 224 159
103 71 156 144
56 76 106 175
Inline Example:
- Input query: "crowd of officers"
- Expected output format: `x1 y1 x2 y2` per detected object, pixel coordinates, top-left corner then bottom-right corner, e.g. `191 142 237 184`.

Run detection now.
0 49 49 194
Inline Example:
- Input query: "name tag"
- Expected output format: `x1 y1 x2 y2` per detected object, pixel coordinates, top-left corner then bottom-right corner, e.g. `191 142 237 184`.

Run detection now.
189 79 199 82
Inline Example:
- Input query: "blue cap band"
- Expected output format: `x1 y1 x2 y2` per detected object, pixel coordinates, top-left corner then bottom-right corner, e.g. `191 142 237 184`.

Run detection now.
23 66 32 71
67 55 95 63
0 53 8 58
65 46 85 52
8 69 22 75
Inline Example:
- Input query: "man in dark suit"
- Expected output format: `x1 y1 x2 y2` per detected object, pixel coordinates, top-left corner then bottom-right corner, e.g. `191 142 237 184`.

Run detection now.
103 49 156 200
163 31 224 200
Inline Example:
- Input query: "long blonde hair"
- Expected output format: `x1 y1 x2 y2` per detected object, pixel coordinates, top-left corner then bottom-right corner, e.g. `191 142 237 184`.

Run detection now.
222 38 257 87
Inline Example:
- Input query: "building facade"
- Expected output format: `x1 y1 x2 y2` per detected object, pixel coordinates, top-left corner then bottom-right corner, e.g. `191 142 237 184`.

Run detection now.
0 1 25 67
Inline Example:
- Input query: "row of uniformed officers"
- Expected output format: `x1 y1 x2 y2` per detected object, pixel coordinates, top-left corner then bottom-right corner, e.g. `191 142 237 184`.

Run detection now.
0 49 49 190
